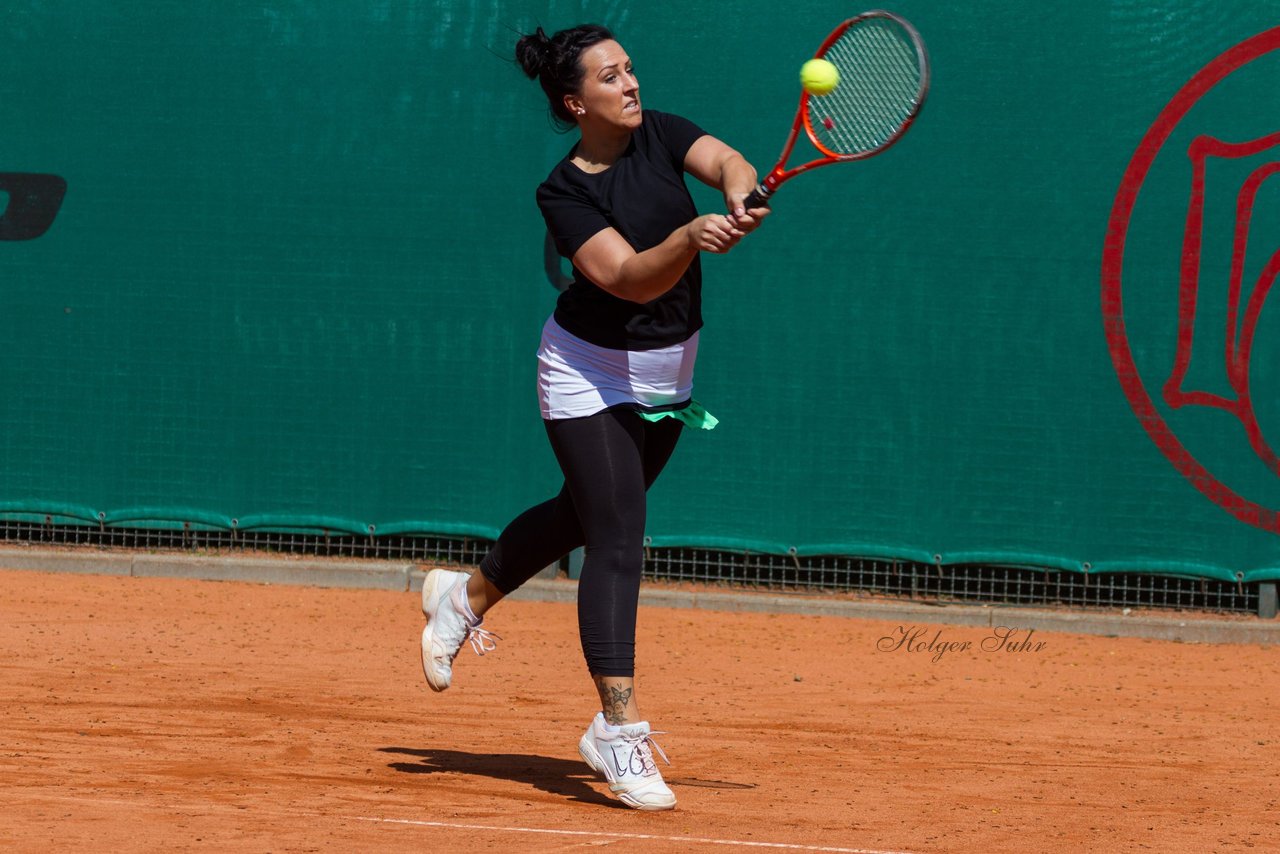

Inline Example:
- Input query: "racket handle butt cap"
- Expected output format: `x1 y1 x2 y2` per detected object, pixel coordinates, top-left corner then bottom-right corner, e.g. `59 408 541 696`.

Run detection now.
743 185 773 210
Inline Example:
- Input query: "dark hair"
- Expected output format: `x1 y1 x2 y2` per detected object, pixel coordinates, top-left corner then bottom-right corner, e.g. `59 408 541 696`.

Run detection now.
515 24 615 129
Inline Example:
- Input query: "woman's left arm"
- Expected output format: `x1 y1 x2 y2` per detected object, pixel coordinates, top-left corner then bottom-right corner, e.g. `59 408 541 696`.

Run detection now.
684 136 770 232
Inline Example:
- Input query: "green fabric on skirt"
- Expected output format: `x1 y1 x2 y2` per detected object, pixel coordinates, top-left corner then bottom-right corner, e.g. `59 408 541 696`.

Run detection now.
635 399 718 431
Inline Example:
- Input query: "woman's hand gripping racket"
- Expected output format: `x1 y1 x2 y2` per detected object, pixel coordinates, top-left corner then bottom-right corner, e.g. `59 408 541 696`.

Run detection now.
743 10 930 210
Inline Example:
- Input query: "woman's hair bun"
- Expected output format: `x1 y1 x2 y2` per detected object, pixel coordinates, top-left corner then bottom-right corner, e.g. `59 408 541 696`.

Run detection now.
515 27 553 79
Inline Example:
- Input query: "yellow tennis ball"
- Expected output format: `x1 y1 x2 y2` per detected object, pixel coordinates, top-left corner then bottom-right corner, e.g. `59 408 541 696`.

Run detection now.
800 58 840 96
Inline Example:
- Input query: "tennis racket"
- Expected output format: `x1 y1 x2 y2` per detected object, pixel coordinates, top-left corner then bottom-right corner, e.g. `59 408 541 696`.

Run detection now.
743 10 929 210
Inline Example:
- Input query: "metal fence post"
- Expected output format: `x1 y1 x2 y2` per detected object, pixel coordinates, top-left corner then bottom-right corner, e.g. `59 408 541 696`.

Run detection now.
1258 583 1278 619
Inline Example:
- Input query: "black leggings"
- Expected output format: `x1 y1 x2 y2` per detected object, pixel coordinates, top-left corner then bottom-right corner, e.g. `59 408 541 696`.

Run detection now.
478 409 683 677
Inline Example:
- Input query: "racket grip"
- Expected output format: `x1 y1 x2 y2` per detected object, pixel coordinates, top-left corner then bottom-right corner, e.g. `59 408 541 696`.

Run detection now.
742 184 773 210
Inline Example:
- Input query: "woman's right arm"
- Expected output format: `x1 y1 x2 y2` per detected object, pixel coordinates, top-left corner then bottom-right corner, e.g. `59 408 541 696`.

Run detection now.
571 215 743 304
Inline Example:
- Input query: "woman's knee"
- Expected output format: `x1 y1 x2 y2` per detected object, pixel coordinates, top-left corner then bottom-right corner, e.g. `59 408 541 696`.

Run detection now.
581 541 644 577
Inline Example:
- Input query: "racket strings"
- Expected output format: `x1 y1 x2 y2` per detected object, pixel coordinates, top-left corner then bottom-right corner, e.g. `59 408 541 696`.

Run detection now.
807 18 924 156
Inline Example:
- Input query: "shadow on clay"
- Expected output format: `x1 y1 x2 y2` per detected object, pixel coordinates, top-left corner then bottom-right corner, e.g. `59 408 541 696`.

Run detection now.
379 746 624 808
379 746 757 807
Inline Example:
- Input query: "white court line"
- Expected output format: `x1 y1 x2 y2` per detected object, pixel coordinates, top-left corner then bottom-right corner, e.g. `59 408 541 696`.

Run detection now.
25 794 920 854
356 815 920 854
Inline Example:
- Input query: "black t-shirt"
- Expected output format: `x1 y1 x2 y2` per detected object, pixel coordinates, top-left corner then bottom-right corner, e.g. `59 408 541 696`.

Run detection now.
537 110 708 350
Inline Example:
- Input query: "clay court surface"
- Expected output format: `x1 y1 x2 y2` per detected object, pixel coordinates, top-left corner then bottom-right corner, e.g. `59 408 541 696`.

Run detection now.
1 568 1277 853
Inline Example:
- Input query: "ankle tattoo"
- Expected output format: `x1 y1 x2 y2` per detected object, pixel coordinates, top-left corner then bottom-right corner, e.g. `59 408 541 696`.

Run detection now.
595 680 633 725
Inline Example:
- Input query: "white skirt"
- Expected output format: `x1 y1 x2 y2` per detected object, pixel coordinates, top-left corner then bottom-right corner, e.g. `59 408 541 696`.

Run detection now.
537 316 699 420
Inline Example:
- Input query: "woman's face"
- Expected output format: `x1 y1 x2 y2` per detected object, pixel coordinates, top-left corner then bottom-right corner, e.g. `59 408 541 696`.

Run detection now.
568 40 641 131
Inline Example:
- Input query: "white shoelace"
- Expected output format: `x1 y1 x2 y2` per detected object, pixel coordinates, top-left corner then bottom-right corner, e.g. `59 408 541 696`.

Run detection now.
622 729 670 772
465 624 501 656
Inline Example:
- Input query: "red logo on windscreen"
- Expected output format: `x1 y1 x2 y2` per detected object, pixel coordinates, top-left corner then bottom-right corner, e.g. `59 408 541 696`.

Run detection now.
1103 27 1280 534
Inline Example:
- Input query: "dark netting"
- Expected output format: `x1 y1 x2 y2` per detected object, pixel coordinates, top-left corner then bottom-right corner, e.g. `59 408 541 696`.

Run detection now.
641 547 1261 615
0 522 1266 617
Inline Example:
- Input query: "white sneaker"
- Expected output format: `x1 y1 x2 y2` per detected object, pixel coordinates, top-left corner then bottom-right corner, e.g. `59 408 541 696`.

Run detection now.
578 712 676 810
420 569 498 692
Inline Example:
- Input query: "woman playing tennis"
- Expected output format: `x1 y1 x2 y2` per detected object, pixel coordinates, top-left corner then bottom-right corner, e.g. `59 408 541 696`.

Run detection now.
419 22 769 811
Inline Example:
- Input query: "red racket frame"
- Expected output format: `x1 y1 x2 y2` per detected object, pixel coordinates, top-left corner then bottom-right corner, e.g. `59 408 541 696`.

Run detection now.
745 10 929 208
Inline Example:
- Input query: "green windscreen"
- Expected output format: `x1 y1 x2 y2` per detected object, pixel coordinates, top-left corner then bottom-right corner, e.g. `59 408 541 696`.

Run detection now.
3 1 1279 582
